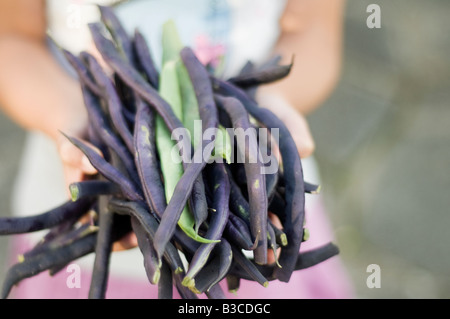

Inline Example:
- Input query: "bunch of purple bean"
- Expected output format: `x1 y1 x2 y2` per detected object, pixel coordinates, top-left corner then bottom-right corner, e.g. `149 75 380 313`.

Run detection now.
0 6 339 299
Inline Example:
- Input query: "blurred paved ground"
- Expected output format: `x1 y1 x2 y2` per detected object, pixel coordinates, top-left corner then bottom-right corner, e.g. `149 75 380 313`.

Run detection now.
0 109 25 280
308 0 450 298
1 0 449 298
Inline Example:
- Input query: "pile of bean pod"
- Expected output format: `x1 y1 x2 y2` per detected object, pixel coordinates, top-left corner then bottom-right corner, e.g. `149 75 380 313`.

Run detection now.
0 6 339 299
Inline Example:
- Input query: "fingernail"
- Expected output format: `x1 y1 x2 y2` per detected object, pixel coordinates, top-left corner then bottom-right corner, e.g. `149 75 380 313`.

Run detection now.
59 140 73 163
81 156 97 174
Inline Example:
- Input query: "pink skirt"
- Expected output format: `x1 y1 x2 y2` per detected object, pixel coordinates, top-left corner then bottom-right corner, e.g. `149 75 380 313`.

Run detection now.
5 134 354 299
5 196 354 299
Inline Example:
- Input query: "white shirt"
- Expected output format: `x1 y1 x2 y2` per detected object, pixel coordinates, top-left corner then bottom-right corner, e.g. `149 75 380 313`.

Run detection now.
46 0 287 76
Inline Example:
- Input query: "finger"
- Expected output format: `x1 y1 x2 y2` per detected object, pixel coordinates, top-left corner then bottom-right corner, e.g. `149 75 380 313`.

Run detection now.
269 212 283 229
267 212 282 265
256 92 315 158
77 210 97 225
57 134 99 175
279 108 315 159
112 232 138 251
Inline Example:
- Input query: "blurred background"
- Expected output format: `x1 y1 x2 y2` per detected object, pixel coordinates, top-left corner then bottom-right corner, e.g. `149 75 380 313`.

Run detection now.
1 0 449 298
307 0 450 298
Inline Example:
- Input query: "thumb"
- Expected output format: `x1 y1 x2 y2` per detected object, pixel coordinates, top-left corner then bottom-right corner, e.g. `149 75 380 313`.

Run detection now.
256 92 315 159
57 134 99 194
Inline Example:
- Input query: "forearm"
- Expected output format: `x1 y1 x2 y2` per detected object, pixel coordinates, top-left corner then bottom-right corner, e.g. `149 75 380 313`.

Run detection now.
259 0 345 115
0 34 86 141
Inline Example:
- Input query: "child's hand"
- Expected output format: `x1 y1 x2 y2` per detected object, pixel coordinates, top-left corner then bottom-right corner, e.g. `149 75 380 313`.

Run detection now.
57 134 98 195
256 91 315 159
56 116 139 251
